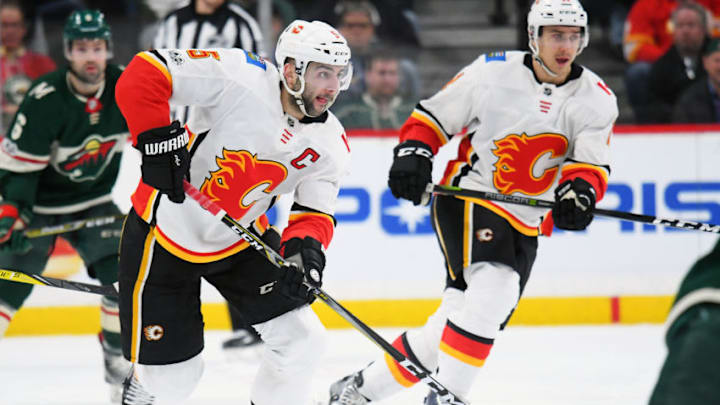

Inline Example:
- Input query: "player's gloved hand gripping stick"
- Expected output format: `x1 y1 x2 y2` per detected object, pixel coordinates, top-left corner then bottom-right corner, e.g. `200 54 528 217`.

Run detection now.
424 183 720 234
182 180 469 405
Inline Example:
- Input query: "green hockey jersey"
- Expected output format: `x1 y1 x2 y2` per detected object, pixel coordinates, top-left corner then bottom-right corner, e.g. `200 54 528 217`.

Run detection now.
0 65 128 214
665 238 720 335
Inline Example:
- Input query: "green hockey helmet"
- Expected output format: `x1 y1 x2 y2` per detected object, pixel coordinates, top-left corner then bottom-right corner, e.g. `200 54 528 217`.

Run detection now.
63 9 113 59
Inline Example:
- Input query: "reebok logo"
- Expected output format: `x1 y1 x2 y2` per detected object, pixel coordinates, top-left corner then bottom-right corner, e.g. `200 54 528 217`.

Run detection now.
144 132 189 155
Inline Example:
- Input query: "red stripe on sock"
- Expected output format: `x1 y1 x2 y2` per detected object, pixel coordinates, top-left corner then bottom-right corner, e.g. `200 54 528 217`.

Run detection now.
101 307 119 316
0 311 11 322
441 324 492 361
390 335 420 384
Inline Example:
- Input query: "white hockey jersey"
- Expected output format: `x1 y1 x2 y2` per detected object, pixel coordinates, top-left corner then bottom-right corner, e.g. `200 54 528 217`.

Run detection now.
119 48 350 262
405 51 618 235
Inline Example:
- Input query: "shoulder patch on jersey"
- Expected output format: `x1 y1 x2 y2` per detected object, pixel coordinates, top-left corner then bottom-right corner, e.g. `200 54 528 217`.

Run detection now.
167 50 185 66
245 50 267 70
27 82 56 100
486 51 506 62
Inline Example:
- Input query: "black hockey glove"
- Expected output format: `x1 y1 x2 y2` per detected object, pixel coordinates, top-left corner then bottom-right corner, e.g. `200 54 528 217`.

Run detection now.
134 121 190 203
552 178 596 231
261 226 281 251
388 140 433 205
278 236 325 304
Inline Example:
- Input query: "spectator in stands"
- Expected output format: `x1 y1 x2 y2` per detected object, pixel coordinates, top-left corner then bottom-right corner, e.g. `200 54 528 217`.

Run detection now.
623 0 720 123
241 0 297 58
334 0 421 108
674 37 720 122
298 0 420 47
582 0 634 58
153 0 264 125
153 0 268 354
648 2 710 123
335 50 416 129
0 1 56 132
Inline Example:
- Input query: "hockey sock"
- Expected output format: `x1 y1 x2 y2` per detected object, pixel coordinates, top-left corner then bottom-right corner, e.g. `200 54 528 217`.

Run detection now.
100 296 122 353
359 288 464 401
0 301 16 337
358 332 421 400
436 320 494 398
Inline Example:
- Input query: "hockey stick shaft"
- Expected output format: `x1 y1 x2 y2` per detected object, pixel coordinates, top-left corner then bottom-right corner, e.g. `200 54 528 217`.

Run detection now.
183 180 467 405
427 184 720 234
24 214 126 238
0 268 118 297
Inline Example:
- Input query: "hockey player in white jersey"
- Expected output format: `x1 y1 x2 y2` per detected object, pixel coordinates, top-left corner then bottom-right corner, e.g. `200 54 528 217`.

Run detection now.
114 20 352 405
328 0 618 404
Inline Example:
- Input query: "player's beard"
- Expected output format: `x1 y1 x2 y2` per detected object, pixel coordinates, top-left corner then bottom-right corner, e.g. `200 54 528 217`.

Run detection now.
302 91 335 117
70 63 105 86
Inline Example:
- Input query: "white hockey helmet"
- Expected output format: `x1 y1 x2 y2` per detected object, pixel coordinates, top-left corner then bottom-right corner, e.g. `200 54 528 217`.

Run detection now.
275 20 353 98
527 0 589 56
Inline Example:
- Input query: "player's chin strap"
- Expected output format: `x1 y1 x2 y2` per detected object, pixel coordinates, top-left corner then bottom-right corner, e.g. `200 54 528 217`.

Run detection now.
532 54 559 78
423 183 720 234
182 180 469 405
281 69 326 118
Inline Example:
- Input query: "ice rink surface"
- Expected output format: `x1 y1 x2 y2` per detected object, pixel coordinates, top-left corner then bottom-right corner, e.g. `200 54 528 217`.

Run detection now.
1 325 665 405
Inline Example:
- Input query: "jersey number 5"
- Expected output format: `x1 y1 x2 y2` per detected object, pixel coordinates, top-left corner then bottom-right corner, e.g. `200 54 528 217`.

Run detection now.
187 50 220 61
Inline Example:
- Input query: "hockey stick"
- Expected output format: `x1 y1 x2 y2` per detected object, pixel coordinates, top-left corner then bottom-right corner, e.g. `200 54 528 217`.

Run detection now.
183 180 468 405
23 214 126 238
426 184 720 234
0 268 118 297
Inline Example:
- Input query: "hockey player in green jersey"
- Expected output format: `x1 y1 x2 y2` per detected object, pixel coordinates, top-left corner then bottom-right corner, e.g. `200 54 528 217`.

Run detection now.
0 9 130 402
649 237 720 404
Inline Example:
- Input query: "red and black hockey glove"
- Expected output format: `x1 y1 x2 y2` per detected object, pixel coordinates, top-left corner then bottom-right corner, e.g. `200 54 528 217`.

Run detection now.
134 120 190 203
388 140 433 206
552 178 596 230
0 202 32 254
277 236 325 304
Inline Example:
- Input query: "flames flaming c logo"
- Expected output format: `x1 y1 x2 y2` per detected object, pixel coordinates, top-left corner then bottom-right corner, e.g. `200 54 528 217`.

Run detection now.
200 149 287 219
492 132 568 196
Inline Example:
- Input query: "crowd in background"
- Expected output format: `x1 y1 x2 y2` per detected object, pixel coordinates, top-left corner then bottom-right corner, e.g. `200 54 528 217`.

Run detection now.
5 0 720 132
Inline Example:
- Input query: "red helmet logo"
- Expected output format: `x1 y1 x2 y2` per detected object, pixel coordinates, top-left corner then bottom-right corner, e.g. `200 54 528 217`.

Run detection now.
492 132 568 196
200 149 287 219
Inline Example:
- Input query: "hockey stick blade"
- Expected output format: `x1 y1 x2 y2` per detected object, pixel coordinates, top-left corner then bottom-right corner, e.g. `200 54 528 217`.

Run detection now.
183 180 468 405
24 214 126 238
427 184 720 234
0 268 118 297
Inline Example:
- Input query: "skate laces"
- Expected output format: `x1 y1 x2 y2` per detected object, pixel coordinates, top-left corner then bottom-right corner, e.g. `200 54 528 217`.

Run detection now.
329 374 367 405
122 371 155 405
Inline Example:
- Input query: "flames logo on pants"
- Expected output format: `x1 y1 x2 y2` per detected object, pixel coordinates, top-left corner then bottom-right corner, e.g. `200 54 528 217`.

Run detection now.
200 149 287 219
491 132 568 196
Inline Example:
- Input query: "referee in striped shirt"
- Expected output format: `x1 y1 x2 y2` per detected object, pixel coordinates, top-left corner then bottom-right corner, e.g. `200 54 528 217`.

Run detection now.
153 0 266 352
153 0 265 123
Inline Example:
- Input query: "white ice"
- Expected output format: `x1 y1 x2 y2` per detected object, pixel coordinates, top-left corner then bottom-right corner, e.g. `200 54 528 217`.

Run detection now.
0 325 665 405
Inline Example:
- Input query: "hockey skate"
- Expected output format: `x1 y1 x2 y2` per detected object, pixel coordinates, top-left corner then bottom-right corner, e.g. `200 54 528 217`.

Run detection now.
100 334 132 403
328 372 368 405
423 390 467 405
423 390 439 405
221 327 263 361
104 349 131 403
121 366 155 405
221 327 262 350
